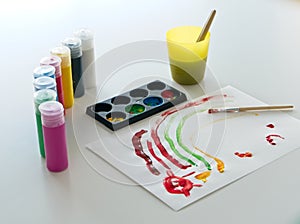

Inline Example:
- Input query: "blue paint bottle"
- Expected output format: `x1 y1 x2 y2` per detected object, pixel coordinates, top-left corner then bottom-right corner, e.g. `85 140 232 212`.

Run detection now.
33 76 57 92
33 65 55 79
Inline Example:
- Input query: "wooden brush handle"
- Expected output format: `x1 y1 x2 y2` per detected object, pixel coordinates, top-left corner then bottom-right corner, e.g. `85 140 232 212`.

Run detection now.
196 10 216 42
239 105 294 112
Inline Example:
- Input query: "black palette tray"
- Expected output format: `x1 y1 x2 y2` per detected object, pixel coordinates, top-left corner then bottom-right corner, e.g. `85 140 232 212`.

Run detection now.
86 80 187 131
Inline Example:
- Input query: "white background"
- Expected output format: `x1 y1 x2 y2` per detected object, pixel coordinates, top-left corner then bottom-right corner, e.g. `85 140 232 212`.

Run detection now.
1 0 300 223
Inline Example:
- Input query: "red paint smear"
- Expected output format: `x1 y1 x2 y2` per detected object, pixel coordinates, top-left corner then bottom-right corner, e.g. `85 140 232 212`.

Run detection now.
266 134 285 146
163 170 202 197
234 152 253 158
146 140 170 169
151 94 227 169
161 94 227 117
266 124 275 128
151 128 191 169
132 130 160 175
161 101 200 117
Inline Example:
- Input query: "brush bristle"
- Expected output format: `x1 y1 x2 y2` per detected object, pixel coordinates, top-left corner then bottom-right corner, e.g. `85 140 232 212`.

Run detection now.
208 109 219 114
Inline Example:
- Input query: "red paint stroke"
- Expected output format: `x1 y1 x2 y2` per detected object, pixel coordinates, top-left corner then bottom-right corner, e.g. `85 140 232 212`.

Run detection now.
163 170 202 197
266 134 285 146
161 101 200 117
151 128 191 169
132 130 160 175
161 94 227 117
266 123 275 129
234 152 253 158
146 140 170 169
150 94 227 169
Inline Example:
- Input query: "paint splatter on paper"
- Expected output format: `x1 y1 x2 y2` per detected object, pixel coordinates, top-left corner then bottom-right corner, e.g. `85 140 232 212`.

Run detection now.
266 134 285 146
266 123 275 129
234 152 253 158
195 171 211 183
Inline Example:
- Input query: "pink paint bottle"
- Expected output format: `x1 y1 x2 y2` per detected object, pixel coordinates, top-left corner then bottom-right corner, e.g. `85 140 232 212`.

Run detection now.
39 101 68 172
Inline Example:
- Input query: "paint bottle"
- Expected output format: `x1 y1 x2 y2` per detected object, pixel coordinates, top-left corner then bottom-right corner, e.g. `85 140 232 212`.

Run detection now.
39 101 68 172
33 65 55 79
34 89 57 158
33 76 57 92
74 28 96 89
40 56 65 108
50 46 74 108
62 37 85 98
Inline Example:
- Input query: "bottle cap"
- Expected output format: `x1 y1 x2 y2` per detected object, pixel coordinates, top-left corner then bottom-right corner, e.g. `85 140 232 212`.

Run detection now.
34 89 57 113
50 46 71 68
33 76 57 91
39 101 65 128
33 65 55 79
73 28 94 50
40 56 62 78
62 37 82 58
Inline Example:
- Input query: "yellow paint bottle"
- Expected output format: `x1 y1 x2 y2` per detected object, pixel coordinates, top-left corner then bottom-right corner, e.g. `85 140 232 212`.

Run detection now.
50 46 74 108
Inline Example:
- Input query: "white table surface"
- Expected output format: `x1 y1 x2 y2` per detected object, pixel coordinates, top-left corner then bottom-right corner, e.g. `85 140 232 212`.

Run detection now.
1 0 300 223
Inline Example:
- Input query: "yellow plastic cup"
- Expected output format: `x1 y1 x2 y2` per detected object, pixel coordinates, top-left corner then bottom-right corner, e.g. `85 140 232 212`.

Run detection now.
166 26 210 85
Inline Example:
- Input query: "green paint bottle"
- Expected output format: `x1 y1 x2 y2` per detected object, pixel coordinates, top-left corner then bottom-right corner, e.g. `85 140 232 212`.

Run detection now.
34 89 57 158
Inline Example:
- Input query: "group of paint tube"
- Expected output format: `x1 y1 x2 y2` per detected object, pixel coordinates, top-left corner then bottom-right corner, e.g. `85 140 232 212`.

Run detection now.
32 28 96 172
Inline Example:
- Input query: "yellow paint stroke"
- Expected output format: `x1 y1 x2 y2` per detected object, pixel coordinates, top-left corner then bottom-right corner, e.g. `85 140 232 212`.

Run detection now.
189 112 259 173
195 171 211 183
193 146 225 173
206 112 250 126
190 111 253 137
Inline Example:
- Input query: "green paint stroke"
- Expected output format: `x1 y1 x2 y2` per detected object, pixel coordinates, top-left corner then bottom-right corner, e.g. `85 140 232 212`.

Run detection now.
164 115 197 166
176 109 212 170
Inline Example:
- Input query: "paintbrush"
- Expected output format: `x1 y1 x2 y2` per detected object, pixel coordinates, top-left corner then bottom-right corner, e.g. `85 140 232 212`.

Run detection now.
208 105 294 114
196 9 216 42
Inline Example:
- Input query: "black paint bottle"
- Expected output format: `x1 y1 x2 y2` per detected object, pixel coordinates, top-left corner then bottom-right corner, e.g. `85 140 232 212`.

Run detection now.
62 37 85 98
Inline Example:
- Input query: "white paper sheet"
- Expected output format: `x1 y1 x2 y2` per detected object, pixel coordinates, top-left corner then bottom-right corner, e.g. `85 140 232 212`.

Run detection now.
86 86 300 211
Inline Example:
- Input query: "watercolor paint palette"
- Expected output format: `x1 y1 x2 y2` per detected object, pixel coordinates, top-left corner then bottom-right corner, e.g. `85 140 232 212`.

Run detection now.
86 80 187 131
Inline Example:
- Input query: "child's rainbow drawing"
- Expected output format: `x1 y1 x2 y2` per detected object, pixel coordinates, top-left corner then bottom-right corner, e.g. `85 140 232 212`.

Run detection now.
86 85 300 211
131 94 227 196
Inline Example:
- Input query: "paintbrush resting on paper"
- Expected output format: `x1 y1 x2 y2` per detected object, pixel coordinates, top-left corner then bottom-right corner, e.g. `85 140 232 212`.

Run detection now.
208 105 294 114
